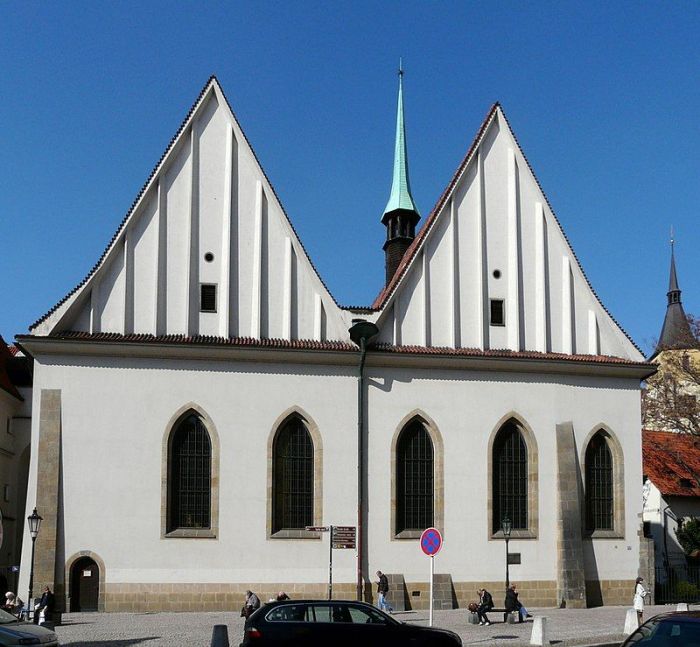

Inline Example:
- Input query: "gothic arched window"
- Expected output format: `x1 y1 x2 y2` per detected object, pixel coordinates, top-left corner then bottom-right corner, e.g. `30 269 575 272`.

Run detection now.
167 413 211 531
492 422 528 532
396 421 434 533
273 417 314 532
585 432 614 532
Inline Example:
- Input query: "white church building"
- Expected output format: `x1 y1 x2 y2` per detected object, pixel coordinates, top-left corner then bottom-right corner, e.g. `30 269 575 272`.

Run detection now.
17 75 653 613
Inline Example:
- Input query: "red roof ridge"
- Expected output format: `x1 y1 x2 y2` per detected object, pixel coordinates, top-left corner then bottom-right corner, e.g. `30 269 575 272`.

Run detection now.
20 332 652 368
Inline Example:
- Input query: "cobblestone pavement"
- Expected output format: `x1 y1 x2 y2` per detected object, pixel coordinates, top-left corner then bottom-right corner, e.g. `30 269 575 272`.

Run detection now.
54 604 674 646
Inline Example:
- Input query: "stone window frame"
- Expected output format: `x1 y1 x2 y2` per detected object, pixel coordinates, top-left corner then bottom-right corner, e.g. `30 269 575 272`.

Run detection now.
161 403 220 539
580 425 625 540
487 412 539 540
390 410 444 540
267 407 323 540
64 550 106 612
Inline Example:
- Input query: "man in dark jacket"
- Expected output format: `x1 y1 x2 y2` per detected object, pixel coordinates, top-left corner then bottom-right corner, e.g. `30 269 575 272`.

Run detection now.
505 584 523 623
476 588 493 625
34 586 55 624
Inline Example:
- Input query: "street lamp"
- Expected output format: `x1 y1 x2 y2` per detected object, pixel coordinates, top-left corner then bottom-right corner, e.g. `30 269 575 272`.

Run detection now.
27 508 43 620
501 516 512 591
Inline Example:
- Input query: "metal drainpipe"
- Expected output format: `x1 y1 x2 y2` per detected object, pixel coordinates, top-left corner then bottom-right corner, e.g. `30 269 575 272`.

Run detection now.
663 505 677 570
356 336 368 601
349 319 378 602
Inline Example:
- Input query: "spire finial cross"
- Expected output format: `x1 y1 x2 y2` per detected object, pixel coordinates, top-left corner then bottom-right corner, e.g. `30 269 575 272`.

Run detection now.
670 225 675 249
398 57 403 77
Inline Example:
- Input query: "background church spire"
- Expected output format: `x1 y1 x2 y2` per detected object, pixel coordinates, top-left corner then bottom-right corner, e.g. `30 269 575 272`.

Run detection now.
655 232 697 355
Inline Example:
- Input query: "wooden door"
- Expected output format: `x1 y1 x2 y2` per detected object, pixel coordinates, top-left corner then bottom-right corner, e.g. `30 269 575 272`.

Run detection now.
71 558 99 611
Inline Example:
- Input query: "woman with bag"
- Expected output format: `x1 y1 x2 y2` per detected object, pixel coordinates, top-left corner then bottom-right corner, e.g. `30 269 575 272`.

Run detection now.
633 577 648 626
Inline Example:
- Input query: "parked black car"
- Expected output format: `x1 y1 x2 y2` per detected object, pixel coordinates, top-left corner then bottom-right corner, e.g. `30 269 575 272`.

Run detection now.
240 599 462 646
621 611 700 646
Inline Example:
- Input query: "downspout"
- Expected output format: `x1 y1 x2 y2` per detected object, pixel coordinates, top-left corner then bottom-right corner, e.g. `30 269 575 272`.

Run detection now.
349 319 379 601
357 336 368 601
663 504 677 569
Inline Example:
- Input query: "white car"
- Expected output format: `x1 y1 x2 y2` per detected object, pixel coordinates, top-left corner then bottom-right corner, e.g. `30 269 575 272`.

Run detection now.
0 609 58 646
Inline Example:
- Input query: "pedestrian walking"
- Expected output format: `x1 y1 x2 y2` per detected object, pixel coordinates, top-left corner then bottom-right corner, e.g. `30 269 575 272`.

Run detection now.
376 571 393 613
476 588 493 625
633 576 648 626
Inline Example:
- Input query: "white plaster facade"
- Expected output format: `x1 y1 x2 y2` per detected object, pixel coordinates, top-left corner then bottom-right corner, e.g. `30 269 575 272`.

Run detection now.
17 77 652 610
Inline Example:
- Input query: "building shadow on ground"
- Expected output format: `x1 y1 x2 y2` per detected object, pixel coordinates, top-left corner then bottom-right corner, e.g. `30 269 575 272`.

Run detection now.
61 639 159 646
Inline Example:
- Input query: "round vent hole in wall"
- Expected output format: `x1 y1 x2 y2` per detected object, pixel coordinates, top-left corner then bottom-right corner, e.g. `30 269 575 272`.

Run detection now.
204 252 214 262
493 269 501 279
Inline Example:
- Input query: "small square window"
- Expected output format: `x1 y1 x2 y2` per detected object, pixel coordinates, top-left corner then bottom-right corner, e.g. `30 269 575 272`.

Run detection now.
490 299 505 326
200 284 217 313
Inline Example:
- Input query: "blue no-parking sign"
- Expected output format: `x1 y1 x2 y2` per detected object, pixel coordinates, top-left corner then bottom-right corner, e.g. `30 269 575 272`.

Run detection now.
420 527 442 556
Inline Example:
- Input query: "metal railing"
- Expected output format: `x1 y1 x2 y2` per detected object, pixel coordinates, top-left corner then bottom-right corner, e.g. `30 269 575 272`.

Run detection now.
655 563 700 604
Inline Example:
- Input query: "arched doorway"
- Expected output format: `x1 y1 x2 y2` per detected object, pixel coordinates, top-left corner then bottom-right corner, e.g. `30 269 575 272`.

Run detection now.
70 557 99 611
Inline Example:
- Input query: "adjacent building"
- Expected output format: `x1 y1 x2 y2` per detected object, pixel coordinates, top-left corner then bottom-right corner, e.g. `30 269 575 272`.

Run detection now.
0 337 32 596
642 244 700 600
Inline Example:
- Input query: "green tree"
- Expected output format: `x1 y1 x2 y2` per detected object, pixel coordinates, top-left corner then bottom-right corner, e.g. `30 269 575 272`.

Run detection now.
676 517 700 554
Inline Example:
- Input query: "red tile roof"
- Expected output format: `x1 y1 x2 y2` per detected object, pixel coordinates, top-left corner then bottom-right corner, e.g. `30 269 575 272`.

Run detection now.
18 332 652 369
643 429 700 497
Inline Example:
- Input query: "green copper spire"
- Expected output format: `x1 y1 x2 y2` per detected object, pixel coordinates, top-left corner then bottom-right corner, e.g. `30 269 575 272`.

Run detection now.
383 62 419 218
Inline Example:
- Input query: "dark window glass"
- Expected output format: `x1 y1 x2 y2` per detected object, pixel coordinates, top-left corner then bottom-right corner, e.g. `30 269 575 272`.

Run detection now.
273 418 314 532
200 284 217 312
168 414 211 531
490 299 505 326
396 421 434 533
493 422 528 532
585 434 613 531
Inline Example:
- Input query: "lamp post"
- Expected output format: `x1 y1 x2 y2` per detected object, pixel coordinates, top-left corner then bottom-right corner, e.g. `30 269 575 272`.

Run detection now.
501 516 512 591
348 319 379 601
27 508 42 619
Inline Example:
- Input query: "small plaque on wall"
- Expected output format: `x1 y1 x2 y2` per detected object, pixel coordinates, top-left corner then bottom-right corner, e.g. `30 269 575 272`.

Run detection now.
83 570 92 577
507 553 521 565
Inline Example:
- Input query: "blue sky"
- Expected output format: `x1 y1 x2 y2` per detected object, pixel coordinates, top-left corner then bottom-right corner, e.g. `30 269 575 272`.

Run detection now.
2 1 698 354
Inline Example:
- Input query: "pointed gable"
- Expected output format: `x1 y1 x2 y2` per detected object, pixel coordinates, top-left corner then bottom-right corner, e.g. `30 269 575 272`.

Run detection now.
31 78 348 344
373 104 643 362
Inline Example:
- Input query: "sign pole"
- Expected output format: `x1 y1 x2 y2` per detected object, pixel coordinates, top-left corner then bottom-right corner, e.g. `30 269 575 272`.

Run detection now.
419 527 442 628
429 554 434 627
329 525 333 600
